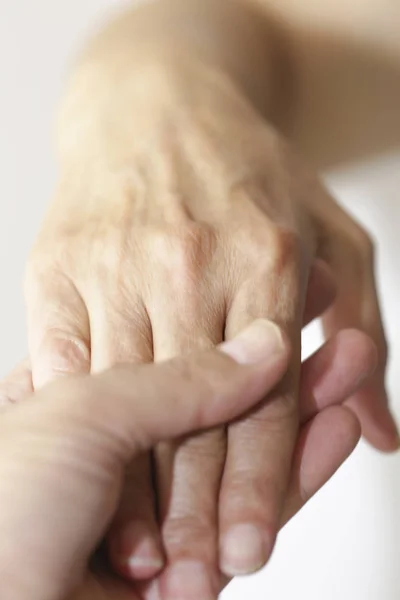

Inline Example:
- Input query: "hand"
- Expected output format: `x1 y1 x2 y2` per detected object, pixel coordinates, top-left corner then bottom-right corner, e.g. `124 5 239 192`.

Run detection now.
24 58 396 597
0 326 376 599
0 320 291 599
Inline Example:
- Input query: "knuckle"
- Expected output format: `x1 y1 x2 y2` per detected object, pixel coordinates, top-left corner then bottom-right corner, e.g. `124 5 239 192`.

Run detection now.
90 229 128 283
179 429 226 463
221 471 280 531
224 470 274 508
268 227 303 271
232 224 303 282
250 390 298 429
150 223 216 282
39 331 90 373
162 512 215 551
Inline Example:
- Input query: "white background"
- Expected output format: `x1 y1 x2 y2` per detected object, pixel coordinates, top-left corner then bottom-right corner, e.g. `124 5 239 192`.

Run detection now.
0 2 399 599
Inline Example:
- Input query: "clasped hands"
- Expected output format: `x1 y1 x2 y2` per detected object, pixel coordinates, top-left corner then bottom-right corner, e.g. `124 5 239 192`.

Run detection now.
1 56 397 600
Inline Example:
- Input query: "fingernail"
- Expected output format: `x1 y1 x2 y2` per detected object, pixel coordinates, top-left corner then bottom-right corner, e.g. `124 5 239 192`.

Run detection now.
112 521 164 580
220 524 272 576
162 560 216 600
221 319 285 364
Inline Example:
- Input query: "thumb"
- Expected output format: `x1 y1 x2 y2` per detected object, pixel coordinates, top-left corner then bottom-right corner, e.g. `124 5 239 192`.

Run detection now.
103 318 289 455
53 318 290 461
0 319 289 600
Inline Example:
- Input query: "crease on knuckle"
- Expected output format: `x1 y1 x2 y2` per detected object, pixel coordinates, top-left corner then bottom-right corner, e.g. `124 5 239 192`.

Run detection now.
222 473 278 527
224 470 271 502
249 391 298 431
162 512 215 549
179 429 226 463
39 330 90 371
267 227 303 274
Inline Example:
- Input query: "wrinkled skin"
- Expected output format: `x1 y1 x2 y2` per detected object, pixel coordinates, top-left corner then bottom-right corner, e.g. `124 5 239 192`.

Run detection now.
23 63 394 597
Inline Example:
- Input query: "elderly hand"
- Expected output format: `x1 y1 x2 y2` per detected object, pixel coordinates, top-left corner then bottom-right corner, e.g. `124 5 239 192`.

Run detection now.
23 51 394 598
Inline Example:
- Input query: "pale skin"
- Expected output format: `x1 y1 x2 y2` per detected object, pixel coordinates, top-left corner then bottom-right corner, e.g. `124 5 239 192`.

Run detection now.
14 0 400 598
0 321 377 599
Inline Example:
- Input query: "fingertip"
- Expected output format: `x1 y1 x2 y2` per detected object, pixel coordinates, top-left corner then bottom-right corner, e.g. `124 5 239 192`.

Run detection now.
346 386 399 454
220 319 290 366
332 405 362 447
364 415 400 454
219 523 274 577
108 521 165 580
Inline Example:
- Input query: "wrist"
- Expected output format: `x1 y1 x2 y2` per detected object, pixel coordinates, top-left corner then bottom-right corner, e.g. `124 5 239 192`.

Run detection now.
56 48 250 167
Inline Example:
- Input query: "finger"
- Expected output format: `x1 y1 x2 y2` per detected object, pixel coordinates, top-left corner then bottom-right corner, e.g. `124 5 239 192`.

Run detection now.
8 320 287 596
40 318 290 457
150 300 225 600
322 229 398 451
282 330 374 523
303 259 337 326
219 244 302 577
25 268 90 388
108 454 164 581
216 407 361 597
88 298 163 581
215 328 373 597
285 327 376 525
0 359 33 408
299 329 378 422
282 406 361 525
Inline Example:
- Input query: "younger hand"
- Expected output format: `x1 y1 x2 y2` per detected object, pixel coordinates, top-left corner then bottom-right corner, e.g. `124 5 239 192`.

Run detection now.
0 325 376 600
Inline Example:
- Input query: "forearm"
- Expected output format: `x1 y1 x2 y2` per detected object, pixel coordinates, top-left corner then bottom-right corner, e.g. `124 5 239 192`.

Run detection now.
58 0 400 171
255 0 400 166
57 0 285 164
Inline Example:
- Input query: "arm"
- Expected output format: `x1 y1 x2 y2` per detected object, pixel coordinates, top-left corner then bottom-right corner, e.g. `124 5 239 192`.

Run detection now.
0 327 374 599
26 1 397 596
58 0 400 168
57 0 281 164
